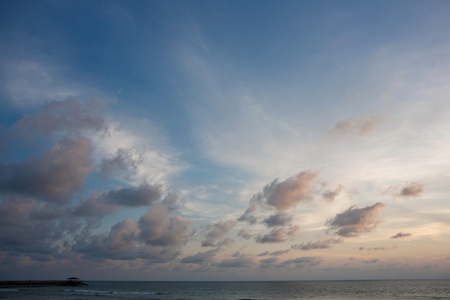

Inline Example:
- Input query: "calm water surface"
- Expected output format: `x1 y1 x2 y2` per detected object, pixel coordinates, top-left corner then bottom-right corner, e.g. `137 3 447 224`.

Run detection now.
0 280 449 300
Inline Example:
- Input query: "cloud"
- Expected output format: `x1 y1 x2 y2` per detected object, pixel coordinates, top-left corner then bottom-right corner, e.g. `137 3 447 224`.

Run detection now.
180 248 220 264
0 195 76 256
0 137 92 204
217 255 255 268
262 171 319 211
238 171 318 223
100 148 143 179
363 259 379 264
328 113 384 136
259 257 280 268
0 59 86 108
102 182 162 207
237 228 253 240
390 232 412 239
256 225 299 244
237 202 260 224
201 220 237 247
72 192 117 227
291 238 343 250
390 182 425 198
75 218 141 261
326 203 386 237
77 203 192 262
322 185 343 202
262 213 292 227
280 256 322 268
1 99 105 149
366 246 391 251
256 249 290 257
0 196 36 226
138 204 192 247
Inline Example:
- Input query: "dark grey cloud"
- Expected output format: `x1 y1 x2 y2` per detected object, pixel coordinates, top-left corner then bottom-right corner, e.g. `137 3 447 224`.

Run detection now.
181 248 220 264
390 232 412 239
0 137 92 204
262 213 292 227
328 113 384 136
386 182 425 199
291 238 343 250
259 257 280 268
237 202 259 224
102 182 162 207
217 255 255 268
256 225 299 244
326 203 386 237
280 256 322 268
398 182 424 198
100 148 142 179
256 249 290 257
201 220 237 247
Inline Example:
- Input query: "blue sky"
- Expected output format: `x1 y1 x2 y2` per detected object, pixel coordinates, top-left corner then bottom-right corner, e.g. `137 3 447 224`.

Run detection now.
1 0 449 280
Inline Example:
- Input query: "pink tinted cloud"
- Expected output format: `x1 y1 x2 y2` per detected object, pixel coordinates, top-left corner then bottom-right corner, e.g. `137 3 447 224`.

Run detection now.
328 113 384 136
326 202 386 237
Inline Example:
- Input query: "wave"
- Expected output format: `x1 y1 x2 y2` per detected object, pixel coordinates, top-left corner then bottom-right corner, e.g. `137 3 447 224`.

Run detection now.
0 289 19 292
66 289 157 295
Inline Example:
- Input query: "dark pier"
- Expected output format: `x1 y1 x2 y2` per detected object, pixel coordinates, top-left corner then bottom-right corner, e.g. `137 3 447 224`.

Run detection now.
0 278 88 288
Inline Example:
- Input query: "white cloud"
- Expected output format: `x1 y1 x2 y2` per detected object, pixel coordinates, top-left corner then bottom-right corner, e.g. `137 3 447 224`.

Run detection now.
0 59 86 108
93 120 184 187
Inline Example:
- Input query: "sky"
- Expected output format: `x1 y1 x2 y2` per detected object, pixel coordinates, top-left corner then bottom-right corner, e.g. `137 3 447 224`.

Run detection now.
0 0 449 281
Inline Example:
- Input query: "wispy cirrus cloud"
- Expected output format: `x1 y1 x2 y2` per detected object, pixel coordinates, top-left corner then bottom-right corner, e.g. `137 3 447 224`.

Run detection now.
328 113 385 136
0 59 86 108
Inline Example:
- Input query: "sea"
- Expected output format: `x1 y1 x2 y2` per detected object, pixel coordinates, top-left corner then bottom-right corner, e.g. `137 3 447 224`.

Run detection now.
0 280 449 300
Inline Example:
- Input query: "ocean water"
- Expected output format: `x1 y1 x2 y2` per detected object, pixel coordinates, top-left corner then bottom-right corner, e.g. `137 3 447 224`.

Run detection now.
0 280 449 300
